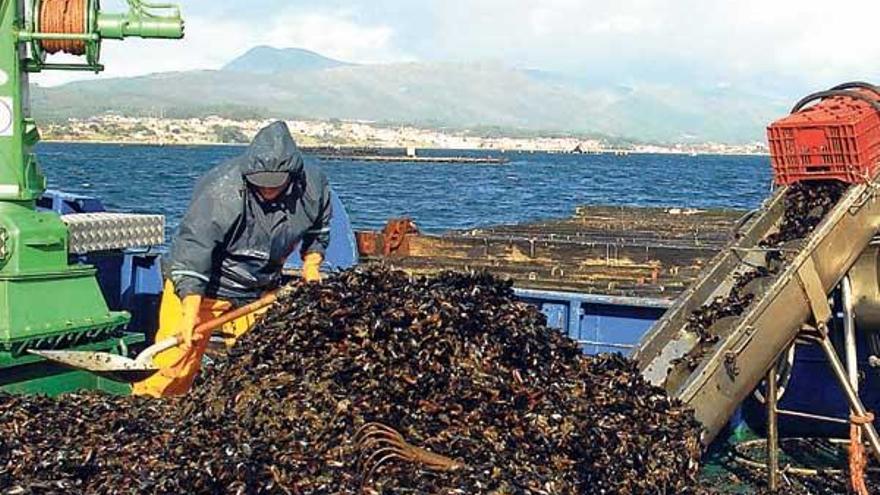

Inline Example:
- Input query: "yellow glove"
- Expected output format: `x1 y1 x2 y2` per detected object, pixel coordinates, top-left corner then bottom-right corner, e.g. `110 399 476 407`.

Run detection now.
303 252 323 283
179 295 202 349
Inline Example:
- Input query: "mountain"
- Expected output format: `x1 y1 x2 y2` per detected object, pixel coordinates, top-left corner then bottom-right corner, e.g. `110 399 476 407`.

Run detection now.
31 48 789 143
222 46 351 74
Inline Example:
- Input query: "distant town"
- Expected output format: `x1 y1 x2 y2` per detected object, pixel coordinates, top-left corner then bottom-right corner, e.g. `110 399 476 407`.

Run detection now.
40 115 769 156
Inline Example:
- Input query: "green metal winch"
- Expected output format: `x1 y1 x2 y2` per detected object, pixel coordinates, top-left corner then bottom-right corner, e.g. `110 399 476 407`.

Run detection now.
0 0 182 395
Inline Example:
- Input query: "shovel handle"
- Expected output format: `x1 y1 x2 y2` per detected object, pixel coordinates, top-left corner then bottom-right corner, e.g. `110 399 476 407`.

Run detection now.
193 291 280 335
137 290 281 364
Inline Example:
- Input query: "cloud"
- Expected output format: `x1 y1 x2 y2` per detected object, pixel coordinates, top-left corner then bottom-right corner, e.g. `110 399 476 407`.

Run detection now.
586 16 656 35
31 7 406 86
381 0 880 91
29 0 880 95
264 11 404 63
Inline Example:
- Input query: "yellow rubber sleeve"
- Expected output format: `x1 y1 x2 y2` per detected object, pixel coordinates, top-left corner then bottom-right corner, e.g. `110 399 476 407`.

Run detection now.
303 252 323 283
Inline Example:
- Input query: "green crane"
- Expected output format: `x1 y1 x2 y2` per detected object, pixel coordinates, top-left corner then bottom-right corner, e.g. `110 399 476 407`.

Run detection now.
0 0 182 394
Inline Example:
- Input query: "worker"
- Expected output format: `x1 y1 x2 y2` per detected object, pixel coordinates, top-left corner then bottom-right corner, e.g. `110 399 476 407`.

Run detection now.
133 121 332 397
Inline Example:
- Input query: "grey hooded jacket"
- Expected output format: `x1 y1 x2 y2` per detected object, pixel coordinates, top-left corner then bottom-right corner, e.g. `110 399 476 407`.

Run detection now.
165 121 332 302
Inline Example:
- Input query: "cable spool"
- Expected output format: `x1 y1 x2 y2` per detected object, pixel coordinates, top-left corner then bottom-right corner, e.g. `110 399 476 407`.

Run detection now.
38 0 88 55
31 0 101 68
26 0 183 72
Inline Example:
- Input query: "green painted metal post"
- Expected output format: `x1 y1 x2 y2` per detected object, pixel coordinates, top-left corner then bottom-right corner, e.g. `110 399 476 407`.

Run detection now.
0 1 128 356
0 1 43 203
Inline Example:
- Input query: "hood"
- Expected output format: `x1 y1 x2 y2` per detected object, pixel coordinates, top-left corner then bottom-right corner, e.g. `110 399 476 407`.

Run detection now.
240 121 304 178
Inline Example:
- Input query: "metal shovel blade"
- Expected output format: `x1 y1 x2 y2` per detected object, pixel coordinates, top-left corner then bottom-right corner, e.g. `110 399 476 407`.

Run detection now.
26 289 282 384
28 349 161 383
28 349 158 372
28 335 178 383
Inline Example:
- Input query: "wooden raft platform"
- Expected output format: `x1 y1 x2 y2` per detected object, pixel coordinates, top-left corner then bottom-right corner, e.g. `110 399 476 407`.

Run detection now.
362 206 747 298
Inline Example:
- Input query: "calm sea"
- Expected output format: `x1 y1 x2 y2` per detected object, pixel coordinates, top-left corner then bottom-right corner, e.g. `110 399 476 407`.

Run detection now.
37 143 773 235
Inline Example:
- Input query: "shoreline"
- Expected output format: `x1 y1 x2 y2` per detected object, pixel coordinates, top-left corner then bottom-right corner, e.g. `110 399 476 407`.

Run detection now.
41 138 247 147
40 139 770 157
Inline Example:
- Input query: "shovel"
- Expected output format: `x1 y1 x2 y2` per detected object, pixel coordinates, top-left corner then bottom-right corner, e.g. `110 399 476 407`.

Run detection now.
28 290 282 383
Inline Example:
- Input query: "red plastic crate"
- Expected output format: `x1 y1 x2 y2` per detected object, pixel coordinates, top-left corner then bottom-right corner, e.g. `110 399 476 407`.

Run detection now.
768 90 880 185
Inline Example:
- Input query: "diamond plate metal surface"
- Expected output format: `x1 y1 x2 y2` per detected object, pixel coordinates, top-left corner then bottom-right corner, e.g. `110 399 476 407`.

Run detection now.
62 213 165 254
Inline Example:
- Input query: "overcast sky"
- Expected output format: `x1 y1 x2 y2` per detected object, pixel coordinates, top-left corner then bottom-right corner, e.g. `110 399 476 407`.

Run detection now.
32 0 880 96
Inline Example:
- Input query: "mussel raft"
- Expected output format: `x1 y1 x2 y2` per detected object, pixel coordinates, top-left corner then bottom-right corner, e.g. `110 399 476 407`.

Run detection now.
0 268 706 494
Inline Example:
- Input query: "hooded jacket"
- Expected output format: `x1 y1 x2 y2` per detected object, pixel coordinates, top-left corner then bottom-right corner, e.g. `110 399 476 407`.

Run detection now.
166 121 332 302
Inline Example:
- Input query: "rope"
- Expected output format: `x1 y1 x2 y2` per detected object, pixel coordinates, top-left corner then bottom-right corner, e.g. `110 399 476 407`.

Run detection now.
849 412 874 495
39 0 87 56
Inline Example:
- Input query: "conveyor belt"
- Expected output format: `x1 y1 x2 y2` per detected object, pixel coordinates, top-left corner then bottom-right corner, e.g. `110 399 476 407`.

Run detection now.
633 176 880 445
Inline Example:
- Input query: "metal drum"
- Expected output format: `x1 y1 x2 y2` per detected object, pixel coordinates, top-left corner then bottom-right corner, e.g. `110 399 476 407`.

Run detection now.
850 243 880 333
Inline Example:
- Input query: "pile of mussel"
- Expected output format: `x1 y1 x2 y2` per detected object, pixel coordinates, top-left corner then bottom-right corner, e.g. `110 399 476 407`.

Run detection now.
761 181 849 249
0 268 703 494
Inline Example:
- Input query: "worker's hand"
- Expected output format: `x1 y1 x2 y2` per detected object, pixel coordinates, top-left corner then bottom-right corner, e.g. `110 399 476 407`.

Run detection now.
303 252 324 283
178 295 202 349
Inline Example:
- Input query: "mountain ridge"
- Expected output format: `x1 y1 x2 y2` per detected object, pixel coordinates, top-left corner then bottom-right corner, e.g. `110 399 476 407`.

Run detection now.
30 48 787 144
222 46 351 74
